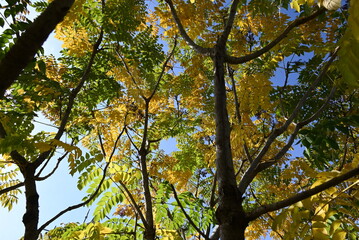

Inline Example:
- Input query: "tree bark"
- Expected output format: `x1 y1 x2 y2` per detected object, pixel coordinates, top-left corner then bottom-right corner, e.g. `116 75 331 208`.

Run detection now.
213 45 248 239
0 0 75 97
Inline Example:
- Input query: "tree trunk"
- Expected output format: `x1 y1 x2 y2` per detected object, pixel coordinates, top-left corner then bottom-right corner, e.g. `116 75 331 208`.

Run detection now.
213 45 248 239
22 164 40 240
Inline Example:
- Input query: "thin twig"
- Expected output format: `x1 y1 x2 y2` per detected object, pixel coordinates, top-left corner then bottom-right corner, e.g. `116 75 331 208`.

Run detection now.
170 184 210 240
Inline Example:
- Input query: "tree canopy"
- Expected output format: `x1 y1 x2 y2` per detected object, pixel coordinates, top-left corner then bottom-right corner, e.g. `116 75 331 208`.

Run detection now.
0 0 358 240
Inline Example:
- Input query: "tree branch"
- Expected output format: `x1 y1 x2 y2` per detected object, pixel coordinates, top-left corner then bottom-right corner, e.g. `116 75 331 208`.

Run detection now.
225 8 326 64
37 159 111 234
219 0 240 46
0 0 75 97
33 30 104 169
164 0 213 56
118 180 148 229
171 184 209 240
148 37 177 101
37 124 124 233
237 48 338 194
35 151 69 181
256 85 337 173
247 165 359 221
0 182 24 195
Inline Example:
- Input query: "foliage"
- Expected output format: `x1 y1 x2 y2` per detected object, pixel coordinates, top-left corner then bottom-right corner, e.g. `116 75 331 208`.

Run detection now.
0 0 358 240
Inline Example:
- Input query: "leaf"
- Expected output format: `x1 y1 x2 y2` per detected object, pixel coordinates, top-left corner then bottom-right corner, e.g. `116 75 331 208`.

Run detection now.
332 229 346 240
290 0 301 12
312 227 329 240
321 0 341 10
34 142 53 152
272 210 288 231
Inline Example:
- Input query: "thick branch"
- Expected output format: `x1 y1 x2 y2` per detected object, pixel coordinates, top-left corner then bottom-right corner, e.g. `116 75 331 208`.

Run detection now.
247 166 359 221
0 123 28 169
219 0 240 46
225 8 326 64
0 0 75 97
164 0 212 56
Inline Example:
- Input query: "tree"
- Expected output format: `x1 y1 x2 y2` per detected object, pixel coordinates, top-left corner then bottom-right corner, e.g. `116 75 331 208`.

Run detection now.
0 0 358 240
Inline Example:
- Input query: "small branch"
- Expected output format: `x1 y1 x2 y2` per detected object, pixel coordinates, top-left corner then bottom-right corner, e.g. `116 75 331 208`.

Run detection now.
34 149 55 177
115 50 144 96
256 85 336 173
53 29 104 141
164 0 213 56
35 151 69 181
37 125 124 233
148 37 177 101
170 184 209 240
0 182 24 195
125 127 140 153
34 30 104 169
225 8 326 64
238 48 338 194
37 160 111 233
118 180 148 228
246 165 359 221
243 143 253 163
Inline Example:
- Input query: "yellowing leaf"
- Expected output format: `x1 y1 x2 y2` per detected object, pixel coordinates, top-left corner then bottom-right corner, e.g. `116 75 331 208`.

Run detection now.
34 142 54 152
332 229 346 240
290 0 301 12
312 227 329 240
312 221 327 228
329 220 341 235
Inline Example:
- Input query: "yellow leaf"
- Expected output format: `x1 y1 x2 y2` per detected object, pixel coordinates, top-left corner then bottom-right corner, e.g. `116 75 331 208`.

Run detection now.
290 0 301 12
332 229 346 240
329 220 341 235
34 142 54 152
302 198 312 210
272 210 288 231
312 221 327 228
312 227 329 240
17 89 25 95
